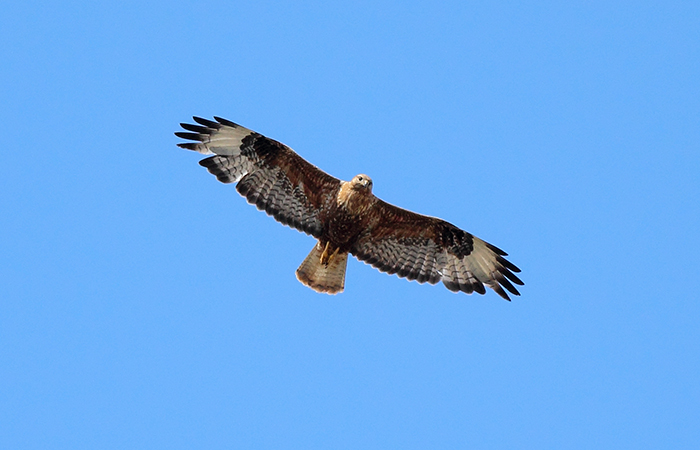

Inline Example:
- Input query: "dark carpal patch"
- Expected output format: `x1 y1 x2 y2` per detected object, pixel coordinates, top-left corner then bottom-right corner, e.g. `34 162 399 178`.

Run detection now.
439 225 475 259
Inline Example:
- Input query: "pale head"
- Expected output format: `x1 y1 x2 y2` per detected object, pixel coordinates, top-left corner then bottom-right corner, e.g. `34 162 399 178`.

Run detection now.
350 174 373 193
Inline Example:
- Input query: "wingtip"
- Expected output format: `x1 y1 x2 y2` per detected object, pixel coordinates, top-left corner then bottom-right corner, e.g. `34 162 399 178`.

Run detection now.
193 116 220 128
213 116 240 127
498 289 518 301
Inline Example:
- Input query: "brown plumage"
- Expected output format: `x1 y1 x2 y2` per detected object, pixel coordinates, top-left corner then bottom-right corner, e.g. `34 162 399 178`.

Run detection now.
176 116 523 300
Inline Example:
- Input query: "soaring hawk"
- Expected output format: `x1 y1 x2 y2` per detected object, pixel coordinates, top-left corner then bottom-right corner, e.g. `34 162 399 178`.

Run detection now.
176 117 523 300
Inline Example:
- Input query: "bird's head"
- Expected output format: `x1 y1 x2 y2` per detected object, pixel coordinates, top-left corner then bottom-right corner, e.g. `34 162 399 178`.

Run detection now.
351 174 373 193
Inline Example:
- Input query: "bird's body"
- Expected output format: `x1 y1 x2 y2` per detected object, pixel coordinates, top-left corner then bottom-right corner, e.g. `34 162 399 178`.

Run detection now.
176 116 523 299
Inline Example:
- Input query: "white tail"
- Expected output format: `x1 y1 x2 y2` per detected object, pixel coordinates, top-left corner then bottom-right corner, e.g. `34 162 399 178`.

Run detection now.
296 242 348 294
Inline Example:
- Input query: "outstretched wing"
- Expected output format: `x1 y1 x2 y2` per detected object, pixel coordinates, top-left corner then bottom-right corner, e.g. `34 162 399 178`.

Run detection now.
351 200 523 300
176 117 341 237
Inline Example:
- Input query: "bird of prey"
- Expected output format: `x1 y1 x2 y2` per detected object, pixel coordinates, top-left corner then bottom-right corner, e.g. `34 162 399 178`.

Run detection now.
176 117 523 300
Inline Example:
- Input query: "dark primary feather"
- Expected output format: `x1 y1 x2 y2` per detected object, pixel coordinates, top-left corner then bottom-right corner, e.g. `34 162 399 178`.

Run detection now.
179 123 209 134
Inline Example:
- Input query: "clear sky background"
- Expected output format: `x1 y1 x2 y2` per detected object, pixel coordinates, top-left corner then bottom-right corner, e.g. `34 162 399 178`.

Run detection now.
1 1 699 448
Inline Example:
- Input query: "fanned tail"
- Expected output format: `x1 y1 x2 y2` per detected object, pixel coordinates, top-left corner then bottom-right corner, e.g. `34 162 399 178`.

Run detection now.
296 242 348 294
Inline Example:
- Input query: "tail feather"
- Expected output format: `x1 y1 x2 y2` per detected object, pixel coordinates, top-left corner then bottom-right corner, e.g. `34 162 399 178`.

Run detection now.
296 243 348 294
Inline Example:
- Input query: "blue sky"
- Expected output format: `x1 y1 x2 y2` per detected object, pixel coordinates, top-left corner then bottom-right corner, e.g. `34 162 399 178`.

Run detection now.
1 0 699 448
